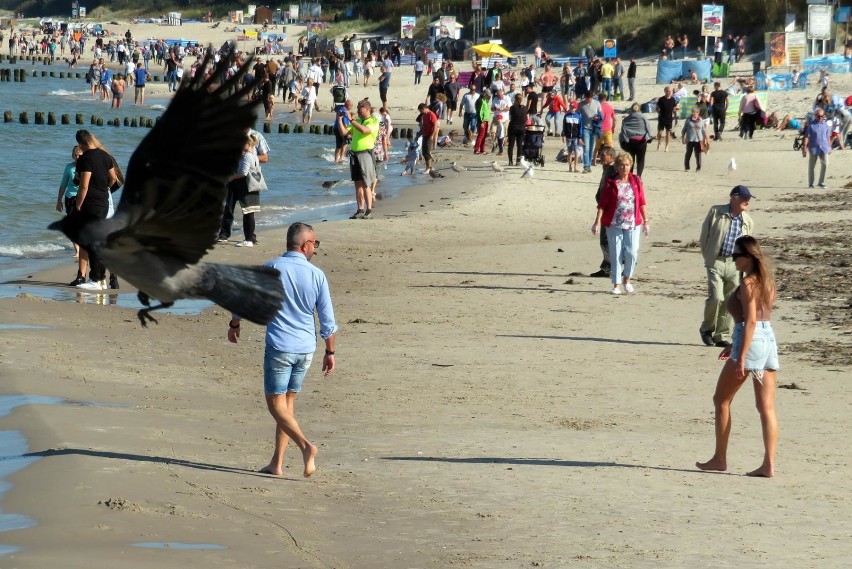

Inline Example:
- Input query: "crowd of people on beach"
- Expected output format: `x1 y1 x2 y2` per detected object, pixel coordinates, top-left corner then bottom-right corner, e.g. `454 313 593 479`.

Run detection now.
37 14 852 483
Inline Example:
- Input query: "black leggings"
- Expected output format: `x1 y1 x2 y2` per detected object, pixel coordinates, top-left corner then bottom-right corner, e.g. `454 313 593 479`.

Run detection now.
619 139 648 177
507 129 525 163
685 141 702 170
711 107 726 139
740 112 757 139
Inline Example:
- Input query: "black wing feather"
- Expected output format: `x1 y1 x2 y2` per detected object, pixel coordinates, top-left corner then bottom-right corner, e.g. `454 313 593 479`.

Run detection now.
112 47 260 265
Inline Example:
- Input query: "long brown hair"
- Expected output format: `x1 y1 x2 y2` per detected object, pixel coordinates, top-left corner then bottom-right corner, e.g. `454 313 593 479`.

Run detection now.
736 235 775 307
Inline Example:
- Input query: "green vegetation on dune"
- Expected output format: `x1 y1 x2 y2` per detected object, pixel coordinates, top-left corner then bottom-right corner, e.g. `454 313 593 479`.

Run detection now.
1 0 804 56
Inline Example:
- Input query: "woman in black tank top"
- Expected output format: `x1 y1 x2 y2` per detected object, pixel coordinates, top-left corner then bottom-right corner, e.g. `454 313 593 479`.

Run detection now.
697 236 780 478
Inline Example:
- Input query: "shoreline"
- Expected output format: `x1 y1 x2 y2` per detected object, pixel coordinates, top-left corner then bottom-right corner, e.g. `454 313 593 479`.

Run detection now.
1 18 851 568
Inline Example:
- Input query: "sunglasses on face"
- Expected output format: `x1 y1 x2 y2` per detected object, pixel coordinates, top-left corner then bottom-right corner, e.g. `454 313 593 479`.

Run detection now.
731 252 749 260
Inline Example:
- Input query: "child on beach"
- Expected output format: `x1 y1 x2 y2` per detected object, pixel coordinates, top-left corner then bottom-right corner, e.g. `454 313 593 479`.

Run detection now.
561 103 582 173
402 136 420 176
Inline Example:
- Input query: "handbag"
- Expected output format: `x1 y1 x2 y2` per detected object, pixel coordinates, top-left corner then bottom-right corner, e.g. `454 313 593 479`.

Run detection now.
246 163 268 192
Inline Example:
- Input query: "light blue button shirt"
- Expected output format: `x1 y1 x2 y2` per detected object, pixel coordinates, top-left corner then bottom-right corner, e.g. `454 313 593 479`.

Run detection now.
263 251 337 354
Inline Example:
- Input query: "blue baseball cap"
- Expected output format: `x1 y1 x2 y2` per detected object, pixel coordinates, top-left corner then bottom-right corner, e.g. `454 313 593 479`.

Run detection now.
730 185 755 200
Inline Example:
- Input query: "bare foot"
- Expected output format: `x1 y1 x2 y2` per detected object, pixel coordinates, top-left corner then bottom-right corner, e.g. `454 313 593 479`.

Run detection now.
302 443 318 478
746 466 774 478
696 458 727 472
259 464 283 476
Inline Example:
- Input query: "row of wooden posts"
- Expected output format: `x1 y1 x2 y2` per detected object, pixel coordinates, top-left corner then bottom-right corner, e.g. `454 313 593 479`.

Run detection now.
1 111 420 138
0 68 167 82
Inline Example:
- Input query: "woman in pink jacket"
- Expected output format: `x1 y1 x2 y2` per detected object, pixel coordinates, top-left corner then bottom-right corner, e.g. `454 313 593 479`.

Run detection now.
591 152 650 295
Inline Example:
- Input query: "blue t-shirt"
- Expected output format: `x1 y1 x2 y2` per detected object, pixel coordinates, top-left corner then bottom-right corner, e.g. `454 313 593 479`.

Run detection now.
133 67 147 86
60 162 78 198
100 69 111 85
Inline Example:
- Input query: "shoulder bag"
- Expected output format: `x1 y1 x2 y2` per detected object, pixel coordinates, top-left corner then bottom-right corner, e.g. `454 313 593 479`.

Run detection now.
246 162 268 192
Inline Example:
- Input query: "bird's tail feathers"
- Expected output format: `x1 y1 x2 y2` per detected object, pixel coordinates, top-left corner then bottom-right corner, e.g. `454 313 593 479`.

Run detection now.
199 263 284 326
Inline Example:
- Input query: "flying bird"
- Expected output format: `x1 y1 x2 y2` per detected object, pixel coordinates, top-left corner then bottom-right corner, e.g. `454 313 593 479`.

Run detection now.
491 161 504 173
521 165 535 179
49 47 284 327
450 161 466 175
728 157 737 174
429 169 445 182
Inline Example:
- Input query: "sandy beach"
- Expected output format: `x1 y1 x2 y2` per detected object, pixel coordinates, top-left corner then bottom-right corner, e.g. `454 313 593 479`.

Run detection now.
2 18 852 568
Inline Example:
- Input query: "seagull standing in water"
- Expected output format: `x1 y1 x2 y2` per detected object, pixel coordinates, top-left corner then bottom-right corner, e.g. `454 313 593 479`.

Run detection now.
49 46 284 327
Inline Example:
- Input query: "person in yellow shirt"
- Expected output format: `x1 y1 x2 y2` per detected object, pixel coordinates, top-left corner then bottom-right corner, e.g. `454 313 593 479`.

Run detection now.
338 99 379 219
601 58 615 99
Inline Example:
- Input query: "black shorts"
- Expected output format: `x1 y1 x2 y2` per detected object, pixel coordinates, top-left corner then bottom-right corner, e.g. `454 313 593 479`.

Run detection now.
447 99 458 111
64 196 77 214
422 136 434 161
541 85 554 93
379 86 388 101
657 118 673 132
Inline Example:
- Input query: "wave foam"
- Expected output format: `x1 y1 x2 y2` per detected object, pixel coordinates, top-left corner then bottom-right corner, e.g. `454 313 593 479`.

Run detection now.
0 242 68 258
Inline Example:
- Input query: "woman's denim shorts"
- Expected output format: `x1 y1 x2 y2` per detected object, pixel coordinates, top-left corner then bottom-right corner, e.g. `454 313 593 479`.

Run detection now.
263 346 314 394
731 321 780 371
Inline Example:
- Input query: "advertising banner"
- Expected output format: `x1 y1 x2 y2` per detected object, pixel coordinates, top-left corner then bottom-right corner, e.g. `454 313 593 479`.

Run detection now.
786 32 806 66
307 21 326 38
807 5 832 40
767 32 786 67
401 16 416 39
289 4 299 21
603 38 617 58
701 5 724 37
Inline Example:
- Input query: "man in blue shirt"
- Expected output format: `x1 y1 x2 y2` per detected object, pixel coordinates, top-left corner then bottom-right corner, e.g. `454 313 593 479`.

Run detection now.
133 62 148 105
802 108 832 188
228 222 337 478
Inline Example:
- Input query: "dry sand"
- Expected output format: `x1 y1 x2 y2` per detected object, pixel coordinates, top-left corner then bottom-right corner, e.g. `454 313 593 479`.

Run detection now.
1 19 852 568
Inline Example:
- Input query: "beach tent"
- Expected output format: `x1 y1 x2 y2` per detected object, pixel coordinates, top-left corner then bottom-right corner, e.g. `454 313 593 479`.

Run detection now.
656 58 712 84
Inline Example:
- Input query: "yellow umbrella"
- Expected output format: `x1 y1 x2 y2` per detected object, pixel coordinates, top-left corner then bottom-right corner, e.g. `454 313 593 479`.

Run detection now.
472 43 512 58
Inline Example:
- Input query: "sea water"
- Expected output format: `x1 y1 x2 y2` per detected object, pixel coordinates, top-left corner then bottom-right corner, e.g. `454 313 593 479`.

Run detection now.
0 59 420 283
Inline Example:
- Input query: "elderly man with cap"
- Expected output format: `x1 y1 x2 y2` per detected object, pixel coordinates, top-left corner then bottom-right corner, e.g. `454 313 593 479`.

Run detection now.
698 185 755 347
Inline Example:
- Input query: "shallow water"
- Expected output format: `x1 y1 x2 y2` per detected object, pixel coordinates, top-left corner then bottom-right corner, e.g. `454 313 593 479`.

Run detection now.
0 395 133 556
132 542 227 550
0 58 417 283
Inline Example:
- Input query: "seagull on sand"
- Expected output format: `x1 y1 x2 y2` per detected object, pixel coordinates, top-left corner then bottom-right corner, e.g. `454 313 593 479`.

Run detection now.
429 169 445 182
521 164 535 179
450 161 466 175
49 47 285 327
491 161 504 173
519 156 530 170
728 157 737 175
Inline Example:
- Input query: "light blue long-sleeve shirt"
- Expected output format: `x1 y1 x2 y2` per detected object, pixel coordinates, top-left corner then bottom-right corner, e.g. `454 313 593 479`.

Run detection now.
264 251 337 353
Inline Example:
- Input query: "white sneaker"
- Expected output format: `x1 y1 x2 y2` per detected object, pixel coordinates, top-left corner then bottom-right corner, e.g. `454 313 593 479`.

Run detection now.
236 240 254 248
610 286 622 295
77 280 106 291
625 283 635 293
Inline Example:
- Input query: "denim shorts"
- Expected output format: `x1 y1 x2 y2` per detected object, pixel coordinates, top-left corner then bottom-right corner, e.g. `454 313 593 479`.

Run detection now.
731 321 780 371
263 346 314 394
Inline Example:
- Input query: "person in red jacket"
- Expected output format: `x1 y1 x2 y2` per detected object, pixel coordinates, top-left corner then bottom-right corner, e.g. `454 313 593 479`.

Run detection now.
591 152 650 295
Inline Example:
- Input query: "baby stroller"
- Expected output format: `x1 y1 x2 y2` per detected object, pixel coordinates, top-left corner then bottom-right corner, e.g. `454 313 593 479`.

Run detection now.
522 125 546 167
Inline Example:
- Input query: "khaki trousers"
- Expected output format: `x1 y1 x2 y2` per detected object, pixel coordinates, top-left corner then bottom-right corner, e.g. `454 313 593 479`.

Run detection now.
702 256 740 342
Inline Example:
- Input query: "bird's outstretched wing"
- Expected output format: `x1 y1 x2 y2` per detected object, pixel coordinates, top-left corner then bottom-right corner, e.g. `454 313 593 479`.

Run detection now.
109 47 259 265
